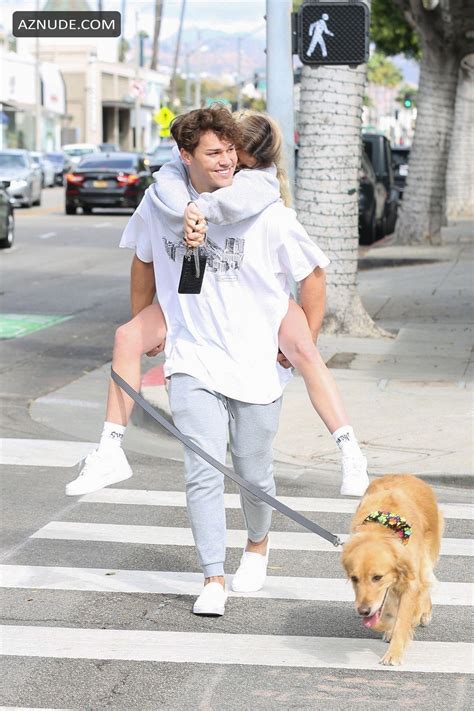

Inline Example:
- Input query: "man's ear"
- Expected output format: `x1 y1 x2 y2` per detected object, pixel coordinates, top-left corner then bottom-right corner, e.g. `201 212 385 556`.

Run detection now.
180 148 192 166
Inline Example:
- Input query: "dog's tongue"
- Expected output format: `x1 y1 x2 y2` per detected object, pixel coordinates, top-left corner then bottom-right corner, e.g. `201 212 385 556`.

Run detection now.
363 610 381 629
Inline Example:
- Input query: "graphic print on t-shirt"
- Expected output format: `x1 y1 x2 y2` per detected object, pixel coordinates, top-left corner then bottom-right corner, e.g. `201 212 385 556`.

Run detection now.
162 235 245 281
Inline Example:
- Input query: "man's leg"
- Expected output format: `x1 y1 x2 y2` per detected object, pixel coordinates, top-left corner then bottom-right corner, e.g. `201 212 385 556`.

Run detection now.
167 374 229 583
228 397 282 592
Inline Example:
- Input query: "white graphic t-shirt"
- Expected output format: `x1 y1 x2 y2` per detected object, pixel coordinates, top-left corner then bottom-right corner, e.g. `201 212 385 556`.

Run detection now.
120 188 330 404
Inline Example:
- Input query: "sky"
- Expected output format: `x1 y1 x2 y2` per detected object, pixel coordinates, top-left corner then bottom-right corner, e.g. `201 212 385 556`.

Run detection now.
0 0 267 41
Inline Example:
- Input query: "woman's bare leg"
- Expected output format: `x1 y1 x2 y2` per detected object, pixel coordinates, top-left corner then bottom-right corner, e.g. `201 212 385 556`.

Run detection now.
278 299 368 496
106 303 167 426
65 303 167 496
278 299 349 434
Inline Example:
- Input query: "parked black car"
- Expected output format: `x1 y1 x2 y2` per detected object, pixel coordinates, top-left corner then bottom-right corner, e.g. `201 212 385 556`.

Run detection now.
148 143 176 173
358 149 386 245
392 146 410 199
0 180 15 249
362 133 399 237
65 152 153 215
45 152 72 185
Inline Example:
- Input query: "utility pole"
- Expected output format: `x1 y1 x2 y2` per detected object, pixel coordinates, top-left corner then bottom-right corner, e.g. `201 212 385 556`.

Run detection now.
170 0 186 106
266 0 295 190
35 0 41 149
134 11 141 151
236 36 243 110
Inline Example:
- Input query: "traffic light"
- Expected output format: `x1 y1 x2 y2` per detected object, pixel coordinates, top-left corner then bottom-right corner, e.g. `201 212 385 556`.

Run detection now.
297 1 369 66
404 94 413 109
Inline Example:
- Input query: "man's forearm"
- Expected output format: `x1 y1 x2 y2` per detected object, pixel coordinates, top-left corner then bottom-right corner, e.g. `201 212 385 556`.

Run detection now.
130 255 156 317
299 267 326 341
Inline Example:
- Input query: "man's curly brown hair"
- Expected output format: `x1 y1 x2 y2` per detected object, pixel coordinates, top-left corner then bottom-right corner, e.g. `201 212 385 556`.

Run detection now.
171 104 240 154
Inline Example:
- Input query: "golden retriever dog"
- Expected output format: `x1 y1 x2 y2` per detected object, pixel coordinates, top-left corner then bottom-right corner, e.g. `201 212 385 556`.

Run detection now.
341 474 443 666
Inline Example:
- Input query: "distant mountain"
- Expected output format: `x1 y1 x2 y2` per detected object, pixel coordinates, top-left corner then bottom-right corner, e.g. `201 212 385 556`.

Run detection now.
142 29 266 81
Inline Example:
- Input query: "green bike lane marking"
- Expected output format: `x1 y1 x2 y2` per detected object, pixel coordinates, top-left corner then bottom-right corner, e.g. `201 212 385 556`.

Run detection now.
0 314 73 340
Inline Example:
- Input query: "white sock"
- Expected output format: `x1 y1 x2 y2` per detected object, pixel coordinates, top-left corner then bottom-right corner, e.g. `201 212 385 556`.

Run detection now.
98 422 126 452
332 425 363 459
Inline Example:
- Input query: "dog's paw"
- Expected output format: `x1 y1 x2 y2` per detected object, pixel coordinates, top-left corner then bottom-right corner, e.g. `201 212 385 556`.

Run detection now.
379 650 403 666
420 611 432 627
382 631 392 643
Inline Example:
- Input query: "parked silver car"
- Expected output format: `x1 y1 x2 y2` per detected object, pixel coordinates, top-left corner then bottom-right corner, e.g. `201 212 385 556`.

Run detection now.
30 151 56 188
0 150 42 207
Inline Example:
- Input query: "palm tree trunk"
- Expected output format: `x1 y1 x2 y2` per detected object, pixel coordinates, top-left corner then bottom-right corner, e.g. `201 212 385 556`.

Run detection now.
394 41 458 244
296 64 384 336
446 54 474 219
150 0 164 71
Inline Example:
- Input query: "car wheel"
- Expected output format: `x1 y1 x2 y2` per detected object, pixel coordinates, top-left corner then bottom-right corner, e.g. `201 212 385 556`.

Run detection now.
0 209 14 249
65 204 77 215
359 205 377 245
83 206 93 214
33 190 42 207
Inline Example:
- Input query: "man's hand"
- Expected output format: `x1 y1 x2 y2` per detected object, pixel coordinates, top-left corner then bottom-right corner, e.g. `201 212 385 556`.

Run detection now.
146 339 166 357
184 203 206 235
277 350 293 369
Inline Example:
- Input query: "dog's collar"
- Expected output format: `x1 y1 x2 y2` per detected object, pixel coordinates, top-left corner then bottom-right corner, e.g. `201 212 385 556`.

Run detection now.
362 510 412 544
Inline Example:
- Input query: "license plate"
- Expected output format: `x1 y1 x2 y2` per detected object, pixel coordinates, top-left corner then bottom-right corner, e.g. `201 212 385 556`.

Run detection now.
93 180 108 188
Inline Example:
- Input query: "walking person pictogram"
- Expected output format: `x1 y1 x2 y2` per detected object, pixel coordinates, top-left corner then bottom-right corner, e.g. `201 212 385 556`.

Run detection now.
307 13 335 58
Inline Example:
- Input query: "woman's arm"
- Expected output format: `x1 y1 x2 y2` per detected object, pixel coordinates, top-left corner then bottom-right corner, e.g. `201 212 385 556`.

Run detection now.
193 166 281 225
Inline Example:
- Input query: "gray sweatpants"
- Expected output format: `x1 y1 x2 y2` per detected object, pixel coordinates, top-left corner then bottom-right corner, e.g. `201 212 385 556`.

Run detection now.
168 373 282 577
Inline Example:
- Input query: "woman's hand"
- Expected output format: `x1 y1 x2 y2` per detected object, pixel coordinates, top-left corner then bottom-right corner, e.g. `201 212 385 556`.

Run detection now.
184 203 206 236
146 339 166 358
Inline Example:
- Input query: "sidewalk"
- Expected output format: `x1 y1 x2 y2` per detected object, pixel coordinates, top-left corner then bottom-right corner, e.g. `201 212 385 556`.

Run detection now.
31 220 473 487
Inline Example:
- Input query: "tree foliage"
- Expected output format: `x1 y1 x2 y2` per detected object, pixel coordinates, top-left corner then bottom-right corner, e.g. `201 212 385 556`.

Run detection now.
371 0 420 58
367 51 403 86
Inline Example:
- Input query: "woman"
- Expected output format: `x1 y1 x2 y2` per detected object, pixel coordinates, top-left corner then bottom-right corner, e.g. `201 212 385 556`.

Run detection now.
65 111 368 498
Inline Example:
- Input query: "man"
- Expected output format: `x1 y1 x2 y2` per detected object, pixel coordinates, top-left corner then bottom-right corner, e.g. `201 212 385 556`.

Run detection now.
120 105 329 616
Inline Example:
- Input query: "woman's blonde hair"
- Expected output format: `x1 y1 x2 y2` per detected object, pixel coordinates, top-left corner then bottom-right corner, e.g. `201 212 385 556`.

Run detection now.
234 110 292 207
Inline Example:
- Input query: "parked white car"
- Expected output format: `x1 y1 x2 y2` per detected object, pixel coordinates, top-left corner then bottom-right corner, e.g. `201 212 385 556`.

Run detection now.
61 143 100 167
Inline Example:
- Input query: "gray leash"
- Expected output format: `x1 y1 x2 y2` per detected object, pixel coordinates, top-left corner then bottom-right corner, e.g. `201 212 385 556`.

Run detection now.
111 368 343 548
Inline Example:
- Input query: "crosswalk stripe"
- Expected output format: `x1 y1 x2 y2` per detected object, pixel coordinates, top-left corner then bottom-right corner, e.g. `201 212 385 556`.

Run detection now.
31 522 474 556
1 565 471 606
0 439 96 467
1 626 471 674
80 489 474 520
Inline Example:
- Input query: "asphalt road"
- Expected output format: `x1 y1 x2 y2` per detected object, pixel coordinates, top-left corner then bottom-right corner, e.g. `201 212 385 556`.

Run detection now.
0 189 472 710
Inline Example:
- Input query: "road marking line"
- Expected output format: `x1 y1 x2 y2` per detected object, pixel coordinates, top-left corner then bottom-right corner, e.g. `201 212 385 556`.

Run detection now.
80 489 474 521
1 626 471 673
92 222 112 228
31 522 474 556
1 565 471 606
38 232 56 239
0 439 96 467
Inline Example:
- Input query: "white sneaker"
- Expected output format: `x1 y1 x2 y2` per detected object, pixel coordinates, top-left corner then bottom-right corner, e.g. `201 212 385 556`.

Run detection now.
232 541 270 593
192 582 227 616
65 448 133 496
340 455 369 497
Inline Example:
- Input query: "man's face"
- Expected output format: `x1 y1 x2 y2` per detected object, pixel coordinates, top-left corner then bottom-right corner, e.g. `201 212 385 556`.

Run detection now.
181 131 237 193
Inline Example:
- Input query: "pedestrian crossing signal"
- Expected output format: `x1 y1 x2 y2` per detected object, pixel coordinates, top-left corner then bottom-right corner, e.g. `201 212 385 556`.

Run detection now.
297 1 369 66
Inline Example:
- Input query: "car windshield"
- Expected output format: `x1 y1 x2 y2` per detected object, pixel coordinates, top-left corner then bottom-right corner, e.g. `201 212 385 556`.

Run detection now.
392 151 410 167
46 153 64 165
79 158 136 170
0 154 28 169
152 146 174 158
64 147 95 157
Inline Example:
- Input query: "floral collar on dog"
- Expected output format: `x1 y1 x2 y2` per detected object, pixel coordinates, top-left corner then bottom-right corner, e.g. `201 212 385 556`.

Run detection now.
362 510 413 544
